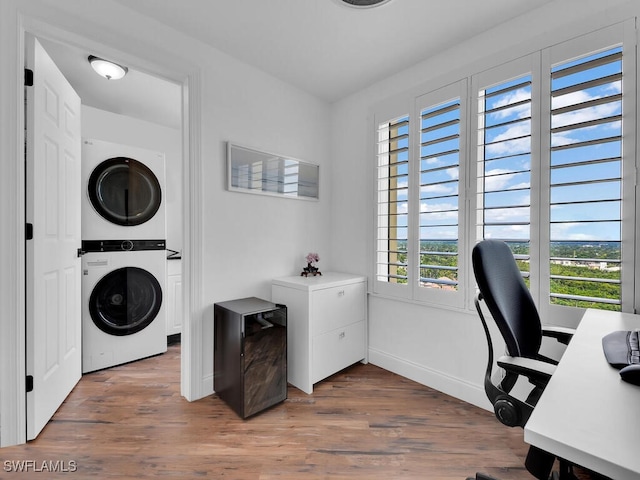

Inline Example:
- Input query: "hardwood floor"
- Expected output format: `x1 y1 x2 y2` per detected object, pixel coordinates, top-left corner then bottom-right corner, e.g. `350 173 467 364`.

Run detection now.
2 344 535 479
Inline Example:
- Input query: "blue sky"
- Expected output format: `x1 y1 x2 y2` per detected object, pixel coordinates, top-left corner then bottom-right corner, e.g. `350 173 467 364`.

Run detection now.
379 46 623 247
480 46 622 243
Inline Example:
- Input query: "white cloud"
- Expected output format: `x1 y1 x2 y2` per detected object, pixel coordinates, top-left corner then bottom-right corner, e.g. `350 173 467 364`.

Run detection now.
420 200 457 213
484 207 529 223
485 135 530 157
420 226 458 239
552 100 620 129
552 81 621 110
484 223 530 240
421 183 457 196
487 121 531 142
487 88 531 120
483 169 530 191
551 82 622 149
550 222 619 241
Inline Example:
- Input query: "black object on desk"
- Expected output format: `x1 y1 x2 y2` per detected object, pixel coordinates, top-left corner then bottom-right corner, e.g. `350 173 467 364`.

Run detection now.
214 297 287 418
602 329 640 385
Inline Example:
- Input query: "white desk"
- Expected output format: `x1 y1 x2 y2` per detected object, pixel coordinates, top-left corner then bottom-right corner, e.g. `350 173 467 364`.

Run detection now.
524 309 640 480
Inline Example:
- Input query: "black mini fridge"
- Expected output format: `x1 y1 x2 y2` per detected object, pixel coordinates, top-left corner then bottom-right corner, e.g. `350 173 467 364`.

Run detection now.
213 297 287 418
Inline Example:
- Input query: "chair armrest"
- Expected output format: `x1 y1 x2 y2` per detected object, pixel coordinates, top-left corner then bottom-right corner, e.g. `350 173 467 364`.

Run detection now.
497 355 556 384
542 325 575 345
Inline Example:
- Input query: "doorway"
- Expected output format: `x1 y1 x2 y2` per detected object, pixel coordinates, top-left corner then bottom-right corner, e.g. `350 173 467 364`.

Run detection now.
3 13 204 446
28 34 183 438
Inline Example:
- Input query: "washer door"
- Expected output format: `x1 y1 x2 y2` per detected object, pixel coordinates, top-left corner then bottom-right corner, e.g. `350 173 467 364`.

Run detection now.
88 157 161 226
89 267 162 336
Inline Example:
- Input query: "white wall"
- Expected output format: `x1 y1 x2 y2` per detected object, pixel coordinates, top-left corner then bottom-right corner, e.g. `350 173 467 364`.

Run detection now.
81 105 183 254
198 60 333 389
330 0 640 409
0 0 332 446
0 0 24 448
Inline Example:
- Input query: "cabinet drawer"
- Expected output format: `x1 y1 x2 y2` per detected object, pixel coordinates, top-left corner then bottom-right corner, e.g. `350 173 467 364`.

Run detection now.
311 282 365 336
312 320 365 384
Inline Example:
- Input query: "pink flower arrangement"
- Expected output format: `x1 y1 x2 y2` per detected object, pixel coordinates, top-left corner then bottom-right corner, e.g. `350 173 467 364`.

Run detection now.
302 252 322 277
305 252 320 265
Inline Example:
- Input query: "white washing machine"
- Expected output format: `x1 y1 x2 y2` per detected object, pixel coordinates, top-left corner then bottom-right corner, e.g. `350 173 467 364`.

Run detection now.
82 240 167 373
82 139 166 241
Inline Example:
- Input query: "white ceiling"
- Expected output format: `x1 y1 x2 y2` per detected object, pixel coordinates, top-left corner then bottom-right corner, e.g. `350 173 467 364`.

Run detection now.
42 0 554 128
116 0 554 102
40 38 183 129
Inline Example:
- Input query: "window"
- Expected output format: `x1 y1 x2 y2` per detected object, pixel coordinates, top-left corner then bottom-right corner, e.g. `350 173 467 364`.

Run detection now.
376 115 409 286
547 47 623 311
476 73 533 281
473 27 634 320
375 82 467 307
373 22 636 319
418 99 461 291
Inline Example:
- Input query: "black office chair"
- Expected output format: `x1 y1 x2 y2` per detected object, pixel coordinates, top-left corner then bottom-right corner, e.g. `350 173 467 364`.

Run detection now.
471 239 576 480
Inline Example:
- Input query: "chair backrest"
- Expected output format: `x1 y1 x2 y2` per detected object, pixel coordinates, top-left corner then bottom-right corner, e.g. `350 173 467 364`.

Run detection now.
472 239 542 358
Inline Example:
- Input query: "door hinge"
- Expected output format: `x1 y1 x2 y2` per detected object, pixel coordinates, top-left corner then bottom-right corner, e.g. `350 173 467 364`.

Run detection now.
26 375 34 393
26 223 33 240
24 68 34 87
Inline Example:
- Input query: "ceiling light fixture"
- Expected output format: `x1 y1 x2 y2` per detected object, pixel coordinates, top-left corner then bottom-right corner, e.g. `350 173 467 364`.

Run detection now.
339 0 392 7
88 55 128 80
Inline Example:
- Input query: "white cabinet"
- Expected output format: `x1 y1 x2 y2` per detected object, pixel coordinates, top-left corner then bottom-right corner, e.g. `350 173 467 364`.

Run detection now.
166 259 182 337
271 272 367 394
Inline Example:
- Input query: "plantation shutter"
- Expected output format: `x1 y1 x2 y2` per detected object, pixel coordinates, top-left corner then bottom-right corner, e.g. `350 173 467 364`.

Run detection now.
476 72 533 278
547 47 623 310
376 115 410 287
414 80 467 307
418 100 461 290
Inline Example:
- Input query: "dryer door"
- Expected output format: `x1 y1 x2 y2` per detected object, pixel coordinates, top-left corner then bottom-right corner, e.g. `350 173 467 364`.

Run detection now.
88 157 161 226
89 266 163 336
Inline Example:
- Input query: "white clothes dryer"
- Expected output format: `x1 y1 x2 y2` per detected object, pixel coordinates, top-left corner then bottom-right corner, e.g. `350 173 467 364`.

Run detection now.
82 139 166 241
81 239 167 373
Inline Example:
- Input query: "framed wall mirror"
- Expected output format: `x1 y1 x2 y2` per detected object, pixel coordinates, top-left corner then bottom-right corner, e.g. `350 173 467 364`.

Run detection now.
227 143 319 200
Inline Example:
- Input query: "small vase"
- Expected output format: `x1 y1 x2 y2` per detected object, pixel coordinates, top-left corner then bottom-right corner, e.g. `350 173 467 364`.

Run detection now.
301 263 321 277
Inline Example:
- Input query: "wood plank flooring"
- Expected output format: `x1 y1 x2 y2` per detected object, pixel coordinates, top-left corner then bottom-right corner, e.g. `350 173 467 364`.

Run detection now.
2 344 535 479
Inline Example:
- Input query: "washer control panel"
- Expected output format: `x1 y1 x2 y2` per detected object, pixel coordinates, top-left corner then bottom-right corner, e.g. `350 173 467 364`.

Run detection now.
81 239 166 253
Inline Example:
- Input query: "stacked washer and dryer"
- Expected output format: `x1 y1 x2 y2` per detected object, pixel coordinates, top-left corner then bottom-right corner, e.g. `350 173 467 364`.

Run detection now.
81 139 167 374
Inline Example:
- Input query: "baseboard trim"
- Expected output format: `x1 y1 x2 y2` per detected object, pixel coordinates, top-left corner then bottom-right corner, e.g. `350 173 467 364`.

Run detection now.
203 373 214 395
368 347 490 412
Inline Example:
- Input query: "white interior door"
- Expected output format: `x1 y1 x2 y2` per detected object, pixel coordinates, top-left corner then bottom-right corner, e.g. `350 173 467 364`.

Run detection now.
25 35 82 440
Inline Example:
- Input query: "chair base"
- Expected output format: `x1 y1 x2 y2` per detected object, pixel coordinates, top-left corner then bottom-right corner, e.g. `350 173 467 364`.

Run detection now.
526 445 556 479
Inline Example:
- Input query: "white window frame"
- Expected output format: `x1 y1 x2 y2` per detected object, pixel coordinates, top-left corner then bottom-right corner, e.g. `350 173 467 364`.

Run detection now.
372 96 413 300
539 22 637 323
470 53 542 308
413 80 468 308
